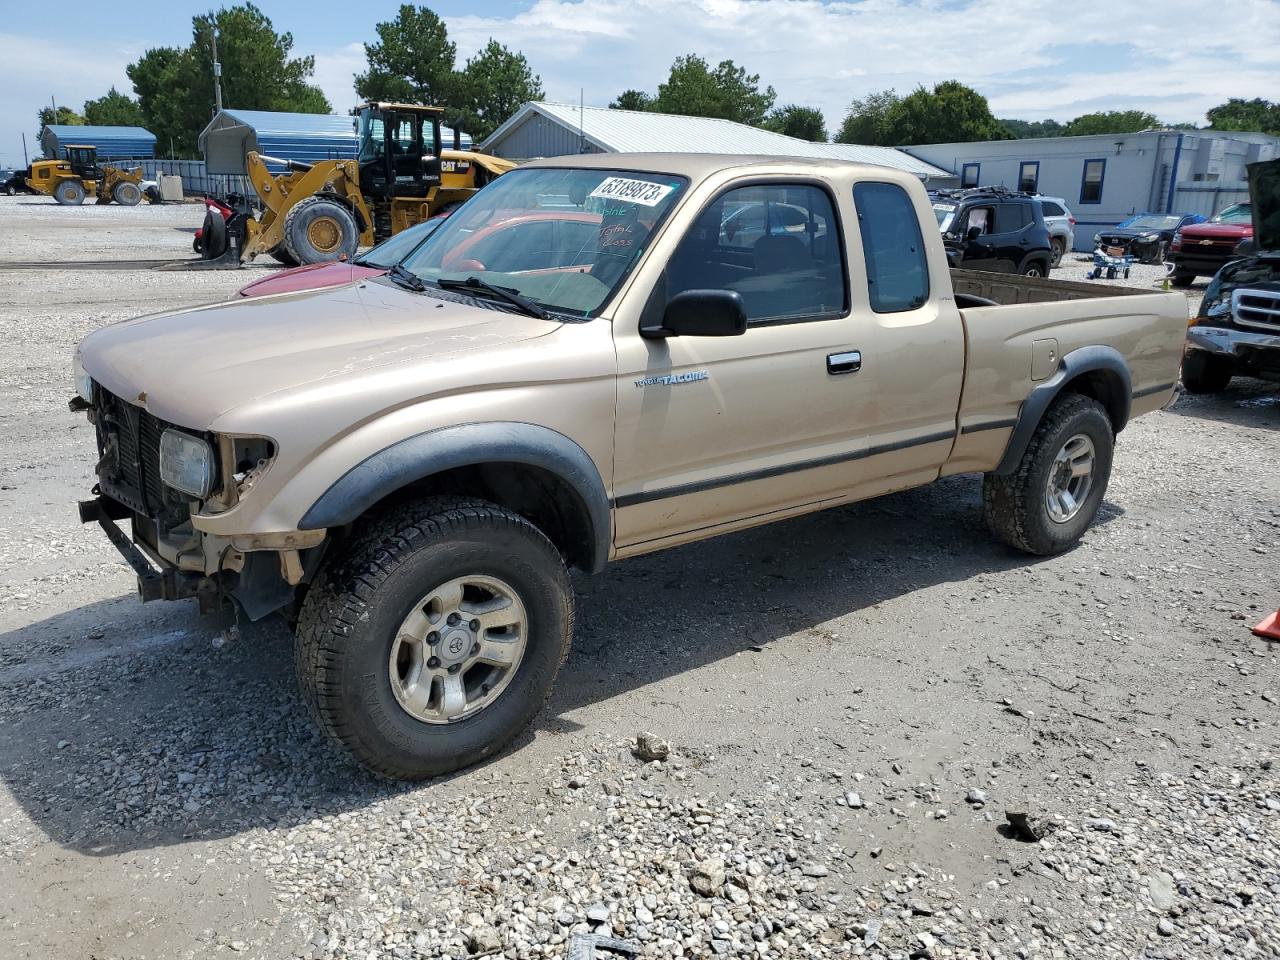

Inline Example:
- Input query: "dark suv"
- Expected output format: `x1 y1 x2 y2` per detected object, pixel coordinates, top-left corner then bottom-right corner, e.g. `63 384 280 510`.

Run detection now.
931 188 1055 276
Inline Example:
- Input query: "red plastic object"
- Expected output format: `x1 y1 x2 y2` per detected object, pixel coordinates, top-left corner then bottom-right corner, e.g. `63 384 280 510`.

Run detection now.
1253 608 1280 641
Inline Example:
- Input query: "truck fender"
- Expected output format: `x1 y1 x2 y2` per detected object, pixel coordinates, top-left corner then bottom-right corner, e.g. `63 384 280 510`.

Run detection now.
298 422 611 573
993 345 1132 476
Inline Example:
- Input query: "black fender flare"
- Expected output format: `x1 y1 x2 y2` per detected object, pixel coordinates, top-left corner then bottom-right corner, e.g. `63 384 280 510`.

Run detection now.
994 345 1132 475
298 422 610 573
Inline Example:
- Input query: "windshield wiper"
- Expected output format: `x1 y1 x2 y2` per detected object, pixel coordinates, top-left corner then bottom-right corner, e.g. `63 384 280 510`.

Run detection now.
386 262 426 292
436 276 550 320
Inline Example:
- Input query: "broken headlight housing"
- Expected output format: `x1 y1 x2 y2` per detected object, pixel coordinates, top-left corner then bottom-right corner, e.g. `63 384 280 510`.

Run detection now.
72 352 93 403
159 429 216 499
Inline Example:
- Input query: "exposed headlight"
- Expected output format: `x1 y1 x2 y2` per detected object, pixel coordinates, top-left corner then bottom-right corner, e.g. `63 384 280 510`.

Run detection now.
1139 232 1159 241
72 352 93 403
159 429 216 499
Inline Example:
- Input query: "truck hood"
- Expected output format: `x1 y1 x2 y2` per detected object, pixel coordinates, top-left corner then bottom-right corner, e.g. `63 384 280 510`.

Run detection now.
1178 221 1252 239
1248 158 1280 253
78 279 557 427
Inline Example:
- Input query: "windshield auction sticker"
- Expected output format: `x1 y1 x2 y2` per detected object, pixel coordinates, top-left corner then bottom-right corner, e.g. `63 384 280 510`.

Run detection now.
589 177 676 207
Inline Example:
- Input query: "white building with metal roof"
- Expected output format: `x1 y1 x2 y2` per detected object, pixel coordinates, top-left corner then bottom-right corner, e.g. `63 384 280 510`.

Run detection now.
480 102 951 181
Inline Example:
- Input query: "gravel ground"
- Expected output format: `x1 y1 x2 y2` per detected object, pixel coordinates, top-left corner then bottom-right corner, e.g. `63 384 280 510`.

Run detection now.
0 196 1277 960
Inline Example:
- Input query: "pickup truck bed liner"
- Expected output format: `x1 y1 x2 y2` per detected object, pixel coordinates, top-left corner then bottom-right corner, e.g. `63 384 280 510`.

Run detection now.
951 269 1150 305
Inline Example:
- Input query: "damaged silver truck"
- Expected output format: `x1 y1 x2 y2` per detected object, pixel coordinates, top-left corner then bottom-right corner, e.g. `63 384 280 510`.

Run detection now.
1183 159 1280 393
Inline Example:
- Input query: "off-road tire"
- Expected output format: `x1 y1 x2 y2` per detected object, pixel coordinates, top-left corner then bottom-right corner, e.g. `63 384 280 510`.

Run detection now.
282 196 360 265
1050 238 1065 268
199 210 228 260
112 181 143 206
269 245 299 267
1171 272 1195 288
54 179 85 205
982 394 1114 556
294 497 574 780
1181 350 1233 394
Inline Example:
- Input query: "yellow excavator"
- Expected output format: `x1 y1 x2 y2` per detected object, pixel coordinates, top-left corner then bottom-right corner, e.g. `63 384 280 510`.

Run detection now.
199 102 515 266
25 145 147 206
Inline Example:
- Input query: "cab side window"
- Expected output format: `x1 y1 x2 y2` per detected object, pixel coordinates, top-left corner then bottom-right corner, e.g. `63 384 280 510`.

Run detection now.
853 182 930 314
666 183 847 324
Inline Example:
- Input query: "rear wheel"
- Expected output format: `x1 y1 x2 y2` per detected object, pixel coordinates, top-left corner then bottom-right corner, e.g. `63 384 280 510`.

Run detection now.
294 498 574 780
1171 272 1196 288
982 394 1114 556
268 245 299 267
54 179 85 205
199 210 228 260
112 181 143 206
282 196 359 265
1050 238 1065 268
1024 261 1046 278
1181 350 1233 394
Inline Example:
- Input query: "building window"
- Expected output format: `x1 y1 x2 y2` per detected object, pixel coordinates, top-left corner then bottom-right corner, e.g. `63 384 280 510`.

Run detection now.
1018 161 1039 194
1079 159 1106 204
853 182 930 313
961 163 980 188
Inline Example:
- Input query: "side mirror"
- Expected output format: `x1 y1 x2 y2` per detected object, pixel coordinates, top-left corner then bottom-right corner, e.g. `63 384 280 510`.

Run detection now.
966 225 983 242
643 289 748 339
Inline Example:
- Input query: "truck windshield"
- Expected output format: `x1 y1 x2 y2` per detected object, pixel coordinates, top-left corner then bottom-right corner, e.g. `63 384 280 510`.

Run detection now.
401 167 688 317
933 203 957 232
1120 214 1181 230
1210 203 1251 225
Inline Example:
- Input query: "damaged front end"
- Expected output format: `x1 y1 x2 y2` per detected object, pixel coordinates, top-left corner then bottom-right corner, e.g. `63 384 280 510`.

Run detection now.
74 381 323 619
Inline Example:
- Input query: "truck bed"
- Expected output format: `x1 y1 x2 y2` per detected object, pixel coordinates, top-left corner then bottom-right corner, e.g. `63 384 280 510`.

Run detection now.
951 268 1151 306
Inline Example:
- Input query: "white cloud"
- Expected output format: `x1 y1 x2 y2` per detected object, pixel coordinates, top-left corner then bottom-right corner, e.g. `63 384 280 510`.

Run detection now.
0 32 141 167
310 42 364 115
442 0 1280 129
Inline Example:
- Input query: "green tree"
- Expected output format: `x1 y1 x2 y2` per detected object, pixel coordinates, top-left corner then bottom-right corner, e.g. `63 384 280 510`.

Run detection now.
125 4 329 157
1206 98 1280 135
356 4 456 105
609 90 653 112
1061 110 1160 136
652 55 775 127
83 87 146 127
765 104 827 142
451 39 543 141
887 81 1011 145
836 90 900 145
999 117 1065 138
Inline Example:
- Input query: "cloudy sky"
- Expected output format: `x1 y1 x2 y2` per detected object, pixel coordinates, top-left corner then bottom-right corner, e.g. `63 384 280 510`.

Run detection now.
3 0 1278 168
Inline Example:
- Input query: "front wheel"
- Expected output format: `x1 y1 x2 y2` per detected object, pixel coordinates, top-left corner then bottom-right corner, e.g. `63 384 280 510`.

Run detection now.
112 181 143 206
282 196 360 264
294 498 574 780
1181 350 1233 394
982 394 1114 556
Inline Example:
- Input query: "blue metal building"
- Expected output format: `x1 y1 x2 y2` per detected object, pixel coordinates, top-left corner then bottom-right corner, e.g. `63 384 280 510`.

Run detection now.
198 109 472 175
41 125 156 161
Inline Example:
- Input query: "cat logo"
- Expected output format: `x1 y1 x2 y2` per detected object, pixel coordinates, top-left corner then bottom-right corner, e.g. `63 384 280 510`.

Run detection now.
441 160 472 174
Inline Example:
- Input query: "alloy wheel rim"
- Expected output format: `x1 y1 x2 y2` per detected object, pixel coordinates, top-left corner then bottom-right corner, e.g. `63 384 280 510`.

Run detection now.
388 575 527 725
1045 433 1095 523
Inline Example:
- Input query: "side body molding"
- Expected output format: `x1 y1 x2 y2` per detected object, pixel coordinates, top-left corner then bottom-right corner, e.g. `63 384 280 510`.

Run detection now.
994 345 1132 476
299 422 611 573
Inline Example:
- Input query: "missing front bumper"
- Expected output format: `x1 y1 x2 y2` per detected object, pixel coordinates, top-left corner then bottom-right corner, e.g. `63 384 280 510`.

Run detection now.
78 496 218 609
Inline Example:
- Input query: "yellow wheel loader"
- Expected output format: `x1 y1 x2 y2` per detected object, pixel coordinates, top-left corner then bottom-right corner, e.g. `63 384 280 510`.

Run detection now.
199 102 515 266
25 145 146 206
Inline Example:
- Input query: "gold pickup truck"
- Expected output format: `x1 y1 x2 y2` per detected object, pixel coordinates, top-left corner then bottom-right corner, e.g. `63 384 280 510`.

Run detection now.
73 153 1186 779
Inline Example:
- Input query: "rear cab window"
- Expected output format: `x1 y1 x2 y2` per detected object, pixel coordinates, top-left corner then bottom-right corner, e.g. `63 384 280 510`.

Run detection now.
853 181 930 313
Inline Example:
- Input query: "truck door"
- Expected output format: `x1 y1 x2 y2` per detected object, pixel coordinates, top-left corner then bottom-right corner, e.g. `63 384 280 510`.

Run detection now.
611 177 964 551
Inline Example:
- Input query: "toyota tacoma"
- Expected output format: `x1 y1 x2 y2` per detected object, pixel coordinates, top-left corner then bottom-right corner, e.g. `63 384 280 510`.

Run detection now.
73 154 1187 779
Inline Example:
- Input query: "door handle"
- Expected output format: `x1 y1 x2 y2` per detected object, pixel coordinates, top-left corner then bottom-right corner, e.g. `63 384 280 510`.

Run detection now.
827 350 861 375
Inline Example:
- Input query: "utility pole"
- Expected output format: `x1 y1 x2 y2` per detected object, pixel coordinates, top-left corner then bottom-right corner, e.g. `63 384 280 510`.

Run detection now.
22 132 29 166
211 29 224 114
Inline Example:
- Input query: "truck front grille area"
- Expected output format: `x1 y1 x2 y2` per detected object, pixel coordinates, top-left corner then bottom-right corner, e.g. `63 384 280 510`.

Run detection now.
93 385 202 530
1233 287 1280 332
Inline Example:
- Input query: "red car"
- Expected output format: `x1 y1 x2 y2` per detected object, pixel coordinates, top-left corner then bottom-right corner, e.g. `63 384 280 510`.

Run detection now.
237 217 446 298
1168 202 1253 287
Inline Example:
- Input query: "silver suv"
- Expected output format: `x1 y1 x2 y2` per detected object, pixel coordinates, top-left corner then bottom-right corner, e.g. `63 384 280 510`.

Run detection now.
1036 196 1076 268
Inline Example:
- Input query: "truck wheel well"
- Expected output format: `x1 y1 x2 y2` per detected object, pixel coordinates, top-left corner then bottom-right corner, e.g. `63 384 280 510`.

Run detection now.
1061 370 1127 432
357 462 599 572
